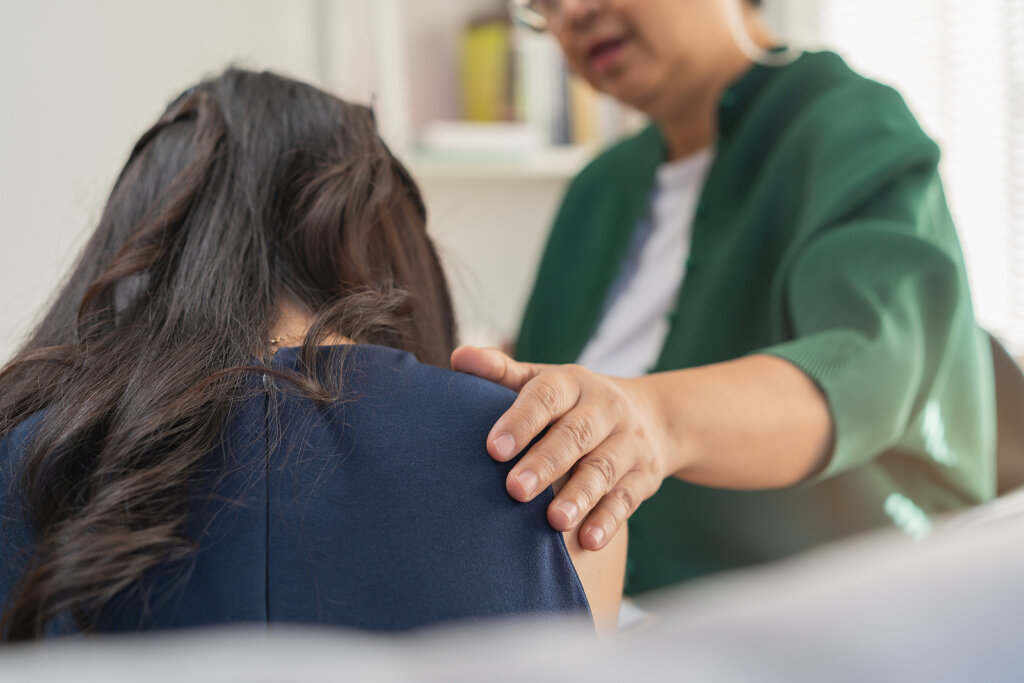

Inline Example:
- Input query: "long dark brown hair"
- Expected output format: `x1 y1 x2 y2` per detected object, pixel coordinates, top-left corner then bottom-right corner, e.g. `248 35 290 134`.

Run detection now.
0 68 456 640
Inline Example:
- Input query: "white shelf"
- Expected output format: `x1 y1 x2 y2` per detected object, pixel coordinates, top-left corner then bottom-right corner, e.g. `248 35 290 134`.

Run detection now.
403 144 599 182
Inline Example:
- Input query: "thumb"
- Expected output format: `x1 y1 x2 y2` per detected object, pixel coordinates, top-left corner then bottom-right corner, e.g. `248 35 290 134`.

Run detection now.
450 346 546 392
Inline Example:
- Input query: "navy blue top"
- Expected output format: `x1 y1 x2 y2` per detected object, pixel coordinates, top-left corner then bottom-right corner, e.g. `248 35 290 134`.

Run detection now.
0 345 589 633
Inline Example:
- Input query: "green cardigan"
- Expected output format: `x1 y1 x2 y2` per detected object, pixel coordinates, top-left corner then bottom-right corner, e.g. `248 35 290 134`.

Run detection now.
517 51 996 594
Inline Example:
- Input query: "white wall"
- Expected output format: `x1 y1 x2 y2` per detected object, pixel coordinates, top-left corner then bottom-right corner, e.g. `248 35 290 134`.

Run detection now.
0 0 320 360
0 0 566 361
418 176 564 348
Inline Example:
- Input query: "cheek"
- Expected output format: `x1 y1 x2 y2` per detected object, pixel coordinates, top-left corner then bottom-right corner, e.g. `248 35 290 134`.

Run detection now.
555 33 585 76
622 29 677 91
629 0 725 63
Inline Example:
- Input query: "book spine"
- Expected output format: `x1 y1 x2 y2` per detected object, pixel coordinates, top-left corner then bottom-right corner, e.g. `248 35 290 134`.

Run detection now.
461 20 513 122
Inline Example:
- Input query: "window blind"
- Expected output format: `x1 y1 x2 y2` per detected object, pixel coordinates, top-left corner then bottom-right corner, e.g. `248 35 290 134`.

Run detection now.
1007 0 1024 353
775 0 1024 354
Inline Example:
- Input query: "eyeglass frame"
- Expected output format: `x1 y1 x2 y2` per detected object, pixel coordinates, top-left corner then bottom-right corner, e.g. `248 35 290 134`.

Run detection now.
510 0 603 34
511 1 799 68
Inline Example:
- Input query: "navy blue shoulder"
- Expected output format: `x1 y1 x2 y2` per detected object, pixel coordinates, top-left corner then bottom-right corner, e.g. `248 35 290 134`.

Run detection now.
254 345 591 630
1 345 590 633
0 411 47 618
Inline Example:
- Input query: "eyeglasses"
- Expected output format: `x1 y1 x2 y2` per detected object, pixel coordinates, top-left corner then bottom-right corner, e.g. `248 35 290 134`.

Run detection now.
511 0 601 33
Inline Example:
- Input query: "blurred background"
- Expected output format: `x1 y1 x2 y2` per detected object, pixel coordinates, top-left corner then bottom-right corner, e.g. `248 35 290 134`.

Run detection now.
1 0 1021 362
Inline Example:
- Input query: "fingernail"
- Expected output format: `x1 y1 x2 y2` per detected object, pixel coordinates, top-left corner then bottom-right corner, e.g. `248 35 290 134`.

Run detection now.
585 526 606 548
493 433 516 460
553 500 579 526
514 470 539 498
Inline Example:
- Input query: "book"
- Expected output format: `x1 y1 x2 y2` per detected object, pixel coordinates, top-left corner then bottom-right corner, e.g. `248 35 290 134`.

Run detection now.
515 29 567 145
460 15 515 122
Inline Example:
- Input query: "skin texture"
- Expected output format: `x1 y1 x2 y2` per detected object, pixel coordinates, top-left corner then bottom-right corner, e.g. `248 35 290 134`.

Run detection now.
450 349 832 551
451 1 834 552
554 476 628 633
268 302 353 349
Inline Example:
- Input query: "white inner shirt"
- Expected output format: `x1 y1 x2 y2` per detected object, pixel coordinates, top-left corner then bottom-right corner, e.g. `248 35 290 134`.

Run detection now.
576 148 714 378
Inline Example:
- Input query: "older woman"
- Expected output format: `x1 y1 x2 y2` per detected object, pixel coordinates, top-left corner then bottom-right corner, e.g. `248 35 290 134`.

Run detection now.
454 0 994 594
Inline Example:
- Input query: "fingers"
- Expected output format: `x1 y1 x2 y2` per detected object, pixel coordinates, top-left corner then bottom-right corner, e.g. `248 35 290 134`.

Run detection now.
450 346 546 392
506 405 615 503
456 354 657 548
545 434 630 530
488 366 587 473
576 470 650 551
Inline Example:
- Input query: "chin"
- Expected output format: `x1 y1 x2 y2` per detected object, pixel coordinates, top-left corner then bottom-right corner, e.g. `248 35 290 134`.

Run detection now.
599 79 654 113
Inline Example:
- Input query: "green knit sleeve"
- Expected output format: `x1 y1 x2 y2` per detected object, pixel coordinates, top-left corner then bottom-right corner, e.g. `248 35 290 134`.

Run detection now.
759 165 993 483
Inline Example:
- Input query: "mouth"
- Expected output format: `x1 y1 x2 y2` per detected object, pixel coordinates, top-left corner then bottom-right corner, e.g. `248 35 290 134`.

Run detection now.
586 36 630 73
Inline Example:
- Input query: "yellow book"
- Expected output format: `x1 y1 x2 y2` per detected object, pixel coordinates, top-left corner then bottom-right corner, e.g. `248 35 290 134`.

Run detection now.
461 19 512 122
569 76 600 145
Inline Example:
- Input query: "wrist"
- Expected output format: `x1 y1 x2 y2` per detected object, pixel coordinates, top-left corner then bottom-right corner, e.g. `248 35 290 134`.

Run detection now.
622 372 694 481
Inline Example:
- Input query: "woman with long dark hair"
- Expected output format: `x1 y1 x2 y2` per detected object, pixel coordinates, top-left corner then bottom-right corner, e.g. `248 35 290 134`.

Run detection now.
0 68 625 640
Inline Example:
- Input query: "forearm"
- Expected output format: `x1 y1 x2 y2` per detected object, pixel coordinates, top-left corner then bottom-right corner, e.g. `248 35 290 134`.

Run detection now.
634 354 834 490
